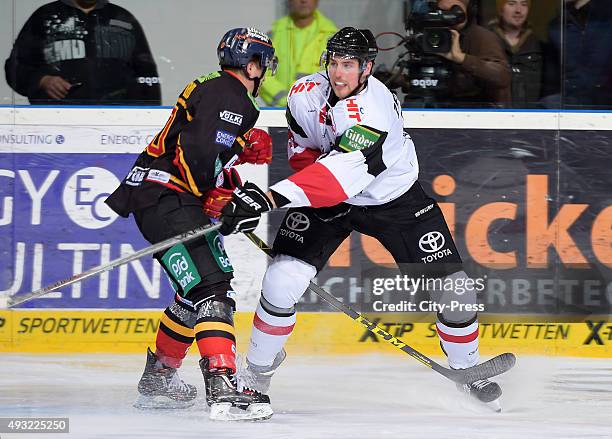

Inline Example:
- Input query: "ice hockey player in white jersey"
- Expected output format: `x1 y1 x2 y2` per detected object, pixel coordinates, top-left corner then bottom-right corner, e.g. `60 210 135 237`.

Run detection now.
219 27 502 409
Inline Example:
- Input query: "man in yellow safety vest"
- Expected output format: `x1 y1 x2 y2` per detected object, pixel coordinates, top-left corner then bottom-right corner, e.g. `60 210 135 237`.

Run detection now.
259 0 337 107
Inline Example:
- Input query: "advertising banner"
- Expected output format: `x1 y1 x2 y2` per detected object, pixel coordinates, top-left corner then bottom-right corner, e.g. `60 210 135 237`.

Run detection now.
269 127 612 316
0 147 171 308
1 111 611 319
0 122 268 310
1 310 609 357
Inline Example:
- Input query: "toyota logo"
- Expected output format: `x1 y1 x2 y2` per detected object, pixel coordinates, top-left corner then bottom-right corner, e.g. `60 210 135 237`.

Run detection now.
418 231 445 253
285 212 310 231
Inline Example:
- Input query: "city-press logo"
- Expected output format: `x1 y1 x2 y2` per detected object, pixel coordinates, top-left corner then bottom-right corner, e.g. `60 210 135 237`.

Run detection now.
219 110 243 126
285 212 310 232
419 231 445 253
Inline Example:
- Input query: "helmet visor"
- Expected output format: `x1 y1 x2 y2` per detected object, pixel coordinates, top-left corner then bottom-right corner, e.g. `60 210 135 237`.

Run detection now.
265 55 279 76
258 46 278 76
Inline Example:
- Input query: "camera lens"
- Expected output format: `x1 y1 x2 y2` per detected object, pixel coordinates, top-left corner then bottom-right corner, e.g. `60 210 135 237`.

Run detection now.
427 31 442 48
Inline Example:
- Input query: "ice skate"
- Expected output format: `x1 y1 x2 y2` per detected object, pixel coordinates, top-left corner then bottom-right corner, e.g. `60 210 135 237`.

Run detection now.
456 378 502 412
134 348 197 409
237 348 286 394
200 357 273 421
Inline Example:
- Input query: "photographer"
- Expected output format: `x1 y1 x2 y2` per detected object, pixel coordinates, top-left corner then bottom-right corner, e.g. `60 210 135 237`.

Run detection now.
436 0 511 107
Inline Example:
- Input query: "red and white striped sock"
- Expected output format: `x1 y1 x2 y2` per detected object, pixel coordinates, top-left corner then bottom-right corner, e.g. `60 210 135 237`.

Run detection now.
247 295 296 367
436 317 480 369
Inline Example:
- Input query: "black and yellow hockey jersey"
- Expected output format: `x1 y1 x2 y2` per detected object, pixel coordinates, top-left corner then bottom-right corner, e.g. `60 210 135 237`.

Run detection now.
106 70 260 217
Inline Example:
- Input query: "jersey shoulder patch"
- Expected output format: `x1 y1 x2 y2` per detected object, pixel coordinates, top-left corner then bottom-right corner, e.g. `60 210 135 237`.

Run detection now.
337 125 384 152
287 73 327 106
196 72 221 83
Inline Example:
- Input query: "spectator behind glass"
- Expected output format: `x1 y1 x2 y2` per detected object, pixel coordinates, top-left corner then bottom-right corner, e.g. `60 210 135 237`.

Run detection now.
433 0 511 108
542 0 612 109
4 0 161 105
259 0 336 107
488 0 543 108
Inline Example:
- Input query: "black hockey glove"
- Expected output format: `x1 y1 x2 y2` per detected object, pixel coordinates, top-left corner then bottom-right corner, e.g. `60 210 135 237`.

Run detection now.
219 182 273 235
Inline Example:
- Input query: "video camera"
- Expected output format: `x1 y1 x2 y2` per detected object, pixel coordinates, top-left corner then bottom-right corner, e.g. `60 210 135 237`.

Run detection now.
374 0 467 106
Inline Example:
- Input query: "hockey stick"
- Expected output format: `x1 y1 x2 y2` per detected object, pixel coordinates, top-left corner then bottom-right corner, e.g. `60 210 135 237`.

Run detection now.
245 232 516 385
1 222 223 309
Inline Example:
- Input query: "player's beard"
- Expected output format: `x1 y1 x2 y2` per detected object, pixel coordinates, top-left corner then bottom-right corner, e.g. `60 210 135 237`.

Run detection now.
330 73 367 100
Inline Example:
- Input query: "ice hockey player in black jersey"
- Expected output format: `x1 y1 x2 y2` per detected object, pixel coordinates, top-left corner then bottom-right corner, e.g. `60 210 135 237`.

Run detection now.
220 27 503 411
105 27 278 421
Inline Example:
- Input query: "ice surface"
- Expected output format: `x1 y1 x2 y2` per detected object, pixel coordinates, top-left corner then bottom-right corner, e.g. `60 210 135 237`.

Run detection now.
1 354 611 439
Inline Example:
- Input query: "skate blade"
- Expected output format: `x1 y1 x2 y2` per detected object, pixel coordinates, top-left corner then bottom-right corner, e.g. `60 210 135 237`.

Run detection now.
461 394 503 413
133 394 196 410
486 399 502 413
209 402 273 421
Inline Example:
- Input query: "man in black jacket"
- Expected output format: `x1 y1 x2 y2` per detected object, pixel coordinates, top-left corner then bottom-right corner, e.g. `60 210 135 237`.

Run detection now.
542 0 612 109
5 0 161 105
489 0 543 108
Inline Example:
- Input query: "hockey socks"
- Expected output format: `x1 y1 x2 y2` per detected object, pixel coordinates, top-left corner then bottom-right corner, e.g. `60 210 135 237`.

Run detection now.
436 314 480 369
247 255 315 366
196 299 273 421
433 271 480 369
248 295 295 367
195 299 237 372
155 298 196 368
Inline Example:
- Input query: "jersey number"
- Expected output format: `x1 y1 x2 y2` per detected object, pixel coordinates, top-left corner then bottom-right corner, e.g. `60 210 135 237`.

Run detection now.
147 106 178 157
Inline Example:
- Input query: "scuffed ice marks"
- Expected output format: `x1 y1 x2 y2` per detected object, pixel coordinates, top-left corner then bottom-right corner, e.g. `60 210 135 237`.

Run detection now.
1 354 611 438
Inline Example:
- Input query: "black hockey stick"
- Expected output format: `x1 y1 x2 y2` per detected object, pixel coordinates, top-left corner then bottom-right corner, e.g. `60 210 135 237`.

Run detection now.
245 232 516 385
2 222 223 309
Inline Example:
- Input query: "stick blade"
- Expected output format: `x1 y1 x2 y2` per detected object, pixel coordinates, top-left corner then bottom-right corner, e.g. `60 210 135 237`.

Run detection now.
452 353 516 385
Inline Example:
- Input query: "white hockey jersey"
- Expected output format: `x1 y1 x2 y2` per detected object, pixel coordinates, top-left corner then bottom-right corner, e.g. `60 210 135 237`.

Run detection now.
269 72 419 208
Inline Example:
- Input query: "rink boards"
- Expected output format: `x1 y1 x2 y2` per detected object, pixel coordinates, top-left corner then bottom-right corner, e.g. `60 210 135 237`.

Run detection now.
0 107 611 358
0 310 610 357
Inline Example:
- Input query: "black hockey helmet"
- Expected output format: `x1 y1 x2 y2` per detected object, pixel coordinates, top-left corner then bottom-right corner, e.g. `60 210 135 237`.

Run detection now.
322 27 378 71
